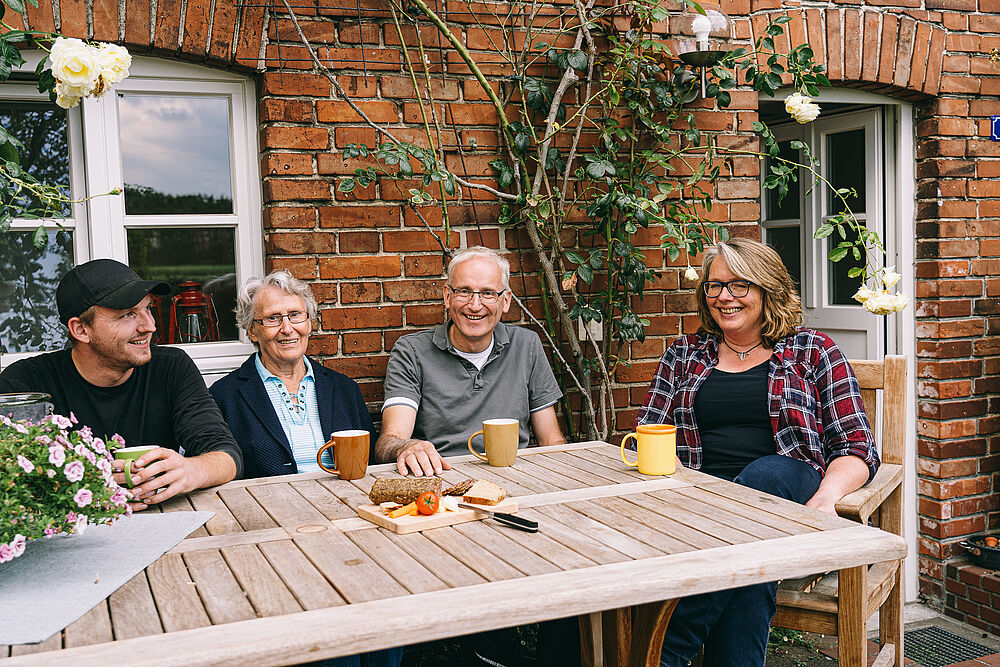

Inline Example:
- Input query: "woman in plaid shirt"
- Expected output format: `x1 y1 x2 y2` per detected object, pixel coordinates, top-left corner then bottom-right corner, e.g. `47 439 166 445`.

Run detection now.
641 239 879 667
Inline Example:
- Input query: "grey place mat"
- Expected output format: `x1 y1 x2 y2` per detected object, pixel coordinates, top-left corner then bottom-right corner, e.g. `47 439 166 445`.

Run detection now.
0 511 214 645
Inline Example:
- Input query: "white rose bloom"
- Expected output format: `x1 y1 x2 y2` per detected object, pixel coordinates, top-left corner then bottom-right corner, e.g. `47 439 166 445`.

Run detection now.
96 43 132 85
684 267 699 281
862 291 896 315
882 269 901 288
890 292 909 312
54 79 87 109
49 37 101 94
852 286 875 304
784 92 821 124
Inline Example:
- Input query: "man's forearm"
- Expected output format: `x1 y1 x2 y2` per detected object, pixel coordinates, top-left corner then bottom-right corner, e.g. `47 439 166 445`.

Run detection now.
374 434 408 463
193 451 238 488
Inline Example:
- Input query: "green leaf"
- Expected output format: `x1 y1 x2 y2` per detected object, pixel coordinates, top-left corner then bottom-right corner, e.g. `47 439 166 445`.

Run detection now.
32 224 47 249
337 178 357 193
814 223 835 239
4 0 25 13
765 73 783 89
565 251 585 265
716 91 731 107
829 246 849 262
567 49 588 71
442 177 455 196
514 133 530 154
577 264 594 284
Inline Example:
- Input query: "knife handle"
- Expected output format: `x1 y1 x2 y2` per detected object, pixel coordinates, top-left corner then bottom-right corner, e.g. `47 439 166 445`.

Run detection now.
493 512 538 532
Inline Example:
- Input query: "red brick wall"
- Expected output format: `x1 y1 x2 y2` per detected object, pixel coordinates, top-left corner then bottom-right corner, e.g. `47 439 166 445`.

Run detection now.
11 0 1000 617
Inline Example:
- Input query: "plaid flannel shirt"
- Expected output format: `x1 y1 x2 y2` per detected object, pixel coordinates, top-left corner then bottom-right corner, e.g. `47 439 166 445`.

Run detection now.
635 328 879 480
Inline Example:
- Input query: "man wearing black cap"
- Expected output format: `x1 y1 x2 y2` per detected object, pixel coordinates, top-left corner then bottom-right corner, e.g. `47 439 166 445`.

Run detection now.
0 259 242 509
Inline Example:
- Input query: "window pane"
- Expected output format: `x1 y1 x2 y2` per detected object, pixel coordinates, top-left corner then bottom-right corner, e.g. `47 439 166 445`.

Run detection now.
829 224 866 306
826 128 866 214
765 141 800 221
119 95 234 215
766 226 801 291
0 101 70 217
126 228 238 342
0 230 73 353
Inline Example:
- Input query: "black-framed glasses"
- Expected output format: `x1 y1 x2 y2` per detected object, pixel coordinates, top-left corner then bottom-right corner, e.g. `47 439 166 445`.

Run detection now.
703 280 752 298
253 311 309 328
448 287 507 304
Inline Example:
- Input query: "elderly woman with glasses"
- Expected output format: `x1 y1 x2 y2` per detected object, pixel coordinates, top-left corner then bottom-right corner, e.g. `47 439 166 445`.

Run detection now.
636 238 879 667
209 270 375 480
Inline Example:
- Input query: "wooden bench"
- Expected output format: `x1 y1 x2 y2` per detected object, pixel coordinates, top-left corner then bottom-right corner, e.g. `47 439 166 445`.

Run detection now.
772 355 908 666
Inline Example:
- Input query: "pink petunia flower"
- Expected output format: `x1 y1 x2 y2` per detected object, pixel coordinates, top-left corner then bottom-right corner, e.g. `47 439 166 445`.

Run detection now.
64 460 85 482
65 511 78 524
111 433 126 448
43 527 57 537
0 544 13 563
49 445 66 467
16 455 34 473
73 489 93 508
74 515 88 535
92 438 107 455
35 434 52 445
69 412 78 424
111 487 129 506
13 423 29 434
10 534 26 557
50 414 72 430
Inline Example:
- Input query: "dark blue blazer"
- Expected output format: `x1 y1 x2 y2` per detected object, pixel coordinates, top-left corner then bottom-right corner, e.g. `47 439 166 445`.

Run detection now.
209 354 375 479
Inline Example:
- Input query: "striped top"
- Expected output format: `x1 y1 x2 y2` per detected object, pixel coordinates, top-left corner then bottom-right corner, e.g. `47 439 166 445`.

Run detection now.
254 354 329 472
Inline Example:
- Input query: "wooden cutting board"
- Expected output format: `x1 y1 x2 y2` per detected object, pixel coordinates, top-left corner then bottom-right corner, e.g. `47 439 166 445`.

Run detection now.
356 498 519 534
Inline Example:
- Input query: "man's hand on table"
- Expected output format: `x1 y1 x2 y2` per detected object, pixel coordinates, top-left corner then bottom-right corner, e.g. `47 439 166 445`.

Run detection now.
393 438 452 477
113 448 233 511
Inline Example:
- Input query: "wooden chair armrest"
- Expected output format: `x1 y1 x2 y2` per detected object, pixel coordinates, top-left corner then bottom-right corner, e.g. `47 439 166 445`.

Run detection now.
835 464 903 524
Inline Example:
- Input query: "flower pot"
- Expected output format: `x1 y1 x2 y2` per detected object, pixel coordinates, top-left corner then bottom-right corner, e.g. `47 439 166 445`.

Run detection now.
0 393 53 422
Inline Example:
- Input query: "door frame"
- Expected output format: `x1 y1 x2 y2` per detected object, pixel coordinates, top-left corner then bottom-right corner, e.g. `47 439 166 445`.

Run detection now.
764 87 917 601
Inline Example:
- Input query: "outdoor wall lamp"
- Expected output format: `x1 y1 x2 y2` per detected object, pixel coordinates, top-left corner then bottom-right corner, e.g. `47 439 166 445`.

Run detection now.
672 4 733 97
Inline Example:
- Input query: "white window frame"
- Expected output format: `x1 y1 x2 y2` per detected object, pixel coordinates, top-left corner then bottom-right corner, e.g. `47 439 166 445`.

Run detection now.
2 56 262 376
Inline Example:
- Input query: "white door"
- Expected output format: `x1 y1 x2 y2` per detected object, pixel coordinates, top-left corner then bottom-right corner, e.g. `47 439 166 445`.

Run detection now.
762 107 895 360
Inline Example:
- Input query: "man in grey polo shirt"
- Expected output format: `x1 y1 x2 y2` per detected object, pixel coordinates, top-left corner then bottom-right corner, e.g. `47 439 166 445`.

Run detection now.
375 246 566 476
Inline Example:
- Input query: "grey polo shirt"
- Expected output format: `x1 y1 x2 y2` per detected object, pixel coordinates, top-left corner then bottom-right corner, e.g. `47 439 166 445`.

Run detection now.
382 321 562 457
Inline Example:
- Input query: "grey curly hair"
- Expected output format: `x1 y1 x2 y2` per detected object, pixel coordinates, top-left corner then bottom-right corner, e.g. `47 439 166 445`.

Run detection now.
234 270 318 345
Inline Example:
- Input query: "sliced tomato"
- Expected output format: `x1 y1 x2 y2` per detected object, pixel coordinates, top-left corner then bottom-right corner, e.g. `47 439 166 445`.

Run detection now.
416 491 440 515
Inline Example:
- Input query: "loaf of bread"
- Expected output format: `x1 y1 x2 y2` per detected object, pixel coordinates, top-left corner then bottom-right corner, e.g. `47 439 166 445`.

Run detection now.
461 479 506 506
368 477 442 505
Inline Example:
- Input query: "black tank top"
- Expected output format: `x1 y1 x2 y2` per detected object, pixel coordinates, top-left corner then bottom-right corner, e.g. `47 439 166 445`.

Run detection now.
694 359 775 478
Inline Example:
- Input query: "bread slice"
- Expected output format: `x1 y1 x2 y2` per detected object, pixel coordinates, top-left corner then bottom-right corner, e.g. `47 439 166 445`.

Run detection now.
462 479 506 506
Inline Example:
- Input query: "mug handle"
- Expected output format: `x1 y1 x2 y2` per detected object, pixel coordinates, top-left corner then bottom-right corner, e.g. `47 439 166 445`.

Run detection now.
468 430 488 461
124 460 135 488
316 439 340 475
621 433 639 468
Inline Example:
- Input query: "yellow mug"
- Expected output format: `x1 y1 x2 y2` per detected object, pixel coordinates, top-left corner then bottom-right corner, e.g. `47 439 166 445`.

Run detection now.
621 424 676 476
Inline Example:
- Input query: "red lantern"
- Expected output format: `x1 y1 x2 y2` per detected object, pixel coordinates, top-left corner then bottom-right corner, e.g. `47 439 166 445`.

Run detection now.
167 281 220 344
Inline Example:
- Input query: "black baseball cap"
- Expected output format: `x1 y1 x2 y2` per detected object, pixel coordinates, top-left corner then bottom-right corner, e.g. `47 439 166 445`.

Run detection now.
57 259 171 324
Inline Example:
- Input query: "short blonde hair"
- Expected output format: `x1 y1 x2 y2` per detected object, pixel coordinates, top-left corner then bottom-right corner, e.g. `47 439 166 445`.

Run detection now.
696 238 803 346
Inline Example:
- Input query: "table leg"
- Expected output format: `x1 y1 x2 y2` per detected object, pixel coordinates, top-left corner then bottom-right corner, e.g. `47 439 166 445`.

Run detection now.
629 599 679 667
838 565 867 667
578 607 632 667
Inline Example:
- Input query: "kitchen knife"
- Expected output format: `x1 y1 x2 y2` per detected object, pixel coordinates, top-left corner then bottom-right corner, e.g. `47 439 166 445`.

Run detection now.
458 503 539 532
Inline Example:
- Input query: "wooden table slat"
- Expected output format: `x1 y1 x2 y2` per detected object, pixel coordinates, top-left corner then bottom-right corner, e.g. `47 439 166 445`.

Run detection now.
529 451 635 486
8 634 61 656
645 489 791 540
63 601 113 648
182 550 257 625
258 541 347 610
248 482 330 528
531 504 663 560
592 495 733 550
291 529 410 603
220 544 302 617
615 493 760 546
217 487 279 531
382 531 488 588
346 529 447 594
158 494 210 538
479 517 599 571
447 461 542 496
565 499 693 555
107 572 164 640
452 520 562 576
518 508 632 566
169 527 289 555
422 528 525 582
289 480 359 520
472 459 575 493
316 477 377 512
694 481 852 531
505 457 589 491
187 490 244 535
146 553 212 632
570 447 651 481
672 486 823 535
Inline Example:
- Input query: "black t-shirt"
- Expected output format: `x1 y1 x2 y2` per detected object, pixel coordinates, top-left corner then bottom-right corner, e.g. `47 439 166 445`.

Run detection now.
0 346 242 476
694 359 775 478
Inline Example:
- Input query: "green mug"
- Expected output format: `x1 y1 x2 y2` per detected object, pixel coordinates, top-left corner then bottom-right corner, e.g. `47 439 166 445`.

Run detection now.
114 445 157 488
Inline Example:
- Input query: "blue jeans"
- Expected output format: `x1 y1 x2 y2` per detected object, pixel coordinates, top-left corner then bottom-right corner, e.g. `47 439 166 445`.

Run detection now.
659 455 822 667
315 647 403 667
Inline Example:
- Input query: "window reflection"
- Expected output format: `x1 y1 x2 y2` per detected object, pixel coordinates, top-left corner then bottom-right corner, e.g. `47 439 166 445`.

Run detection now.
829 224 866 306
118 95 234 215
0 230 73 353
765 141 800 221
127 228 238 342
826 128 866 214
0 101 70 217
766 226 801 292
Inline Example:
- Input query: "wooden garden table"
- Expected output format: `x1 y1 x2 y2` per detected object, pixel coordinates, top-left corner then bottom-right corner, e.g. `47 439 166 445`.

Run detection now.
1 441 906 667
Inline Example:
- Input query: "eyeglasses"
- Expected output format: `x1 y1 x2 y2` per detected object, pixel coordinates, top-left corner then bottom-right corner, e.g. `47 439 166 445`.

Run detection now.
448 287 507 304
703 280 752 298
253 311 309 328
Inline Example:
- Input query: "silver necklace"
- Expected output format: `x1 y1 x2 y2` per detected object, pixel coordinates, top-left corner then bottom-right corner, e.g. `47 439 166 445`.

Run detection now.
723 338 763 361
